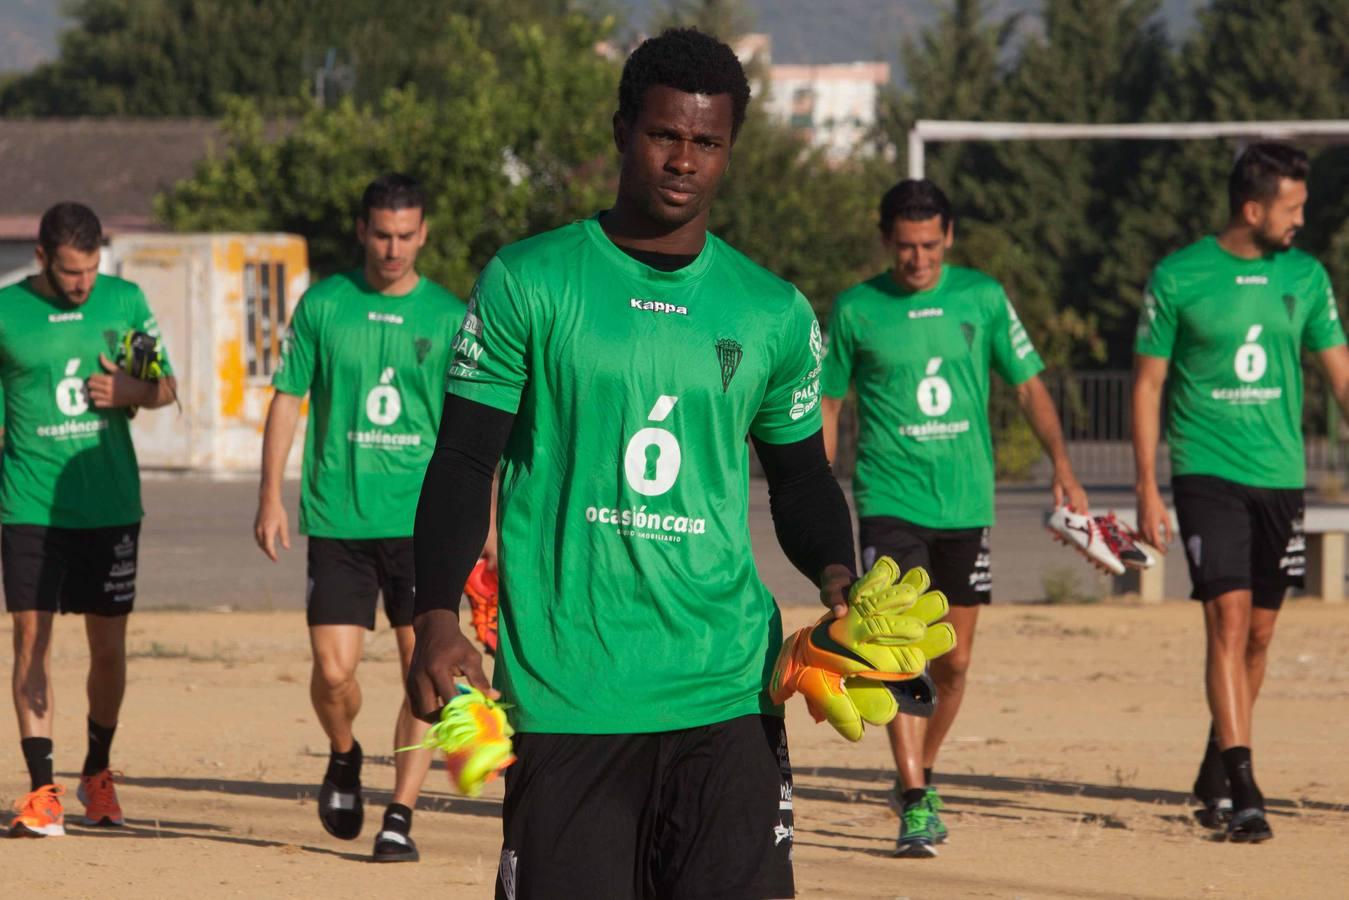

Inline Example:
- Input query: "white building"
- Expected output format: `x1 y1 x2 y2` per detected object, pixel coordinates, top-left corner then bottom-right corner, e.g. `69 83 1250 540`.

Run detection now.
764 61 891 161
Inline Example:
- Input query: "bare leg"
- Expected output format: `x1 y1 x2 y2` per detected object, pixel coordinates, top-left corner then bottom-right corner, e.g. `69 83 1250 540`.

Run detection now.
84 614 129 729
1244 606 1279 706
1203 592 1253 749
11 611 55 739
391 626 432 809
886 606 980 789
309 625 365 752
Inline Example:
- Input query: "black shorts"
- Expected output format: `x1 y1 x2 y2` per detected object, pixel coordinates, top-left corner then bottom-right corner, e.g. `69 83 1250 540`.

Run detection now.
2 523 141 617
1172 475 1305 610
858 516 991 606
496 714 794 900
306 537 415 629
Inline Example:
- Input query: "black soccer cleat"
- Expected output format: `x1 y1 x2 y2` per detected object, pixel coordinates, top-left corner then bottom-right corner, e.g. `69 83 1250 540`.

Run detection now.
317 777 364 840
1226 807 1273 844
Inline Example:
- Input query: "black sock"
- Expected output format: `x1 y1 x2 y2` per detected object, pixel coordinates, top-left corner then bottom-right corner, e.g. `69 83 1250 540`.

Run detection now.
82 717 117 777
325 740 362 790
1193 724 1228 801
21 738 54 791
1220 746 1263 811
923 767 934 787
902 787 927 807
383 803 413 835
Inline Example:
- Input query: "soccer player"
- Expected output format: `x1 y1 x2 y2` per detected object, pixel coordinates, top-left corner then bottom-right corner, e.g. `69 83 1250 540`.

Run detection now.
1133 143 1349 843
1 202 178 837
408 29 859 899
253 174 465 862
820 179 1089 857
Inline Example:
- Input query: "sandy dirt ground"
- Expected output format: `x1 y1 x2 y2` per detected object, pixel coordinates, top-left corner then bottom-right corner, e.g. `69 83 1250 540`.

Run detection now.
3 599 1348 899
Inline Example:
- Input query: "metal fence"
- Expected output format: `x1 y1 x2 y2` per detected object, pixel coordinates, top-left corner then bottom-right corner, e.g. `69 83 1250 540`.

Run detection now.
823 368 1348 487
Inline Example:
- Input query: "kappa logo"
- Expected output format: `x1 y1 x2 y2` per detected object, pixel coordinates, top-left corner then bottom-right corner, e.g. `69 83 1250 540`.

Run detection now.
630 298 688 316
715 338 743 393
1236 275 1269 286
907 307 943 319
368 311 404 325
48 311 83 323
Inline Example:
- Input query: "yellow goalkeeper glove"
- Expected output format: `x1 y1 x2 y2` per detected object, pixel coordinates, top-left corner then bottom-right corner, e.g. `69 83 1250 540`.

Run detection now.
769 558 955 741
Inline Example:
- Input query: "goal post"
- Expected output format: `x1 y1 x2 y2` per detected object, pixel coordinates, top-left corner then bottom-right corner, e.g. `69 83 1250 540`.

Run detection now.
906 119 1349 179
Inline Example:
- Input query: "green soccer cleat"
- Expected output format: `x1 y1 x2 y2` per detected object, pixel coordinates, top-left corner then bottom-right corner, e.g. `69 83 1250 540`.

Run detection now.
894 799 940 858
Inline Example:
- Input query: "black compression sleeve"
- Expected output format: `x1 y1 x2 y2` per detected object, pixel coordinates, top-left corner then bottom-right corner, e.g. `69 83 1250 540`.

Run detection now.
752 430 857 586
413 394 515 616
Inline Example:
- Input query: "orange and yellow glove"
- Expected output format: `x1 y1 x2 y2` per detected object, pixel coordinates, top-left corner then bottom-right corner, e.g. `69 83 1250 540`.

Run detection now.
769 558 955 741
398 685 515 796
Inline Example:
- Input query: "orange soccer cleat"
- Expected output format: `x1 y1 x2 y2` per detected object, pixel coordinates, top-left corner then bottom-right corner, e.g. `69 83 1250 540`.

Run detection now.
9 784 66 838
78 769 125 827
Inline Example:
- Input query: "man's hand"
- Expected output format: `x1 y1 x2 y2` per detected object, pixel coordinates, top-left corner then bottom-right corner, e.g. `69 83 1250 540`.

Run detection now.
1136 482 1172 553
1053 466 1090 514
406 609 496 722
819 563 853 619
87 353 152 409
253 496 290 561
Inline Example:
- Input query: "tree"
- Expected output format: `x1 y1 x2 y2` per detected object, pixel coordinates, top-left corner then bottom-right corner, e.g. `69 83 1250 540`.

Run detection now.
0 0 618 117
0 0 317 116
158 11 619 296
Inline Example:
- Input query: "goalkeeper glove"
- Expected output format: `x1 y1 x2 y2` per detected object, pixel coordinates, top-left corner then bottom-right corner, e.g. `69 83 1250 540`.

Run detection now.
769 557 955 742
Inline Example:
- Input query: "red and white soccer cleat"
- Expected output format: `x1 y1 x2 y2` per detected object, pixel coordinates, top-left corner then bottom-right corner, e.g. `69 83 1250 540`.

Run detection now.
1046 506 1125 576
1094 512 1156 570
464 558 499 655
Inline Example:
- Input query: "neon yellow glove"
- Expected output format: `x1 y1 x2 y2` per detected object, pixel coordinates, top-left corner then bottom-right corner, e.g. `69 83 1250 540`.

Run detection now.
398 685 516 797
769 558 956 742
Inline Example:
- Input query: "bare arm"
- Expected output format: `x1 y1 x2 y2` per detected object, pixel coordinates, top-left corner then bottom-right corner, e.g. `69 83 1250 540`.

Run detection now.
1317 345 1349 421
1131 354 1172 550
821 395 844 464
1016 375 1088 513
253 391 304 561
87 353 178 410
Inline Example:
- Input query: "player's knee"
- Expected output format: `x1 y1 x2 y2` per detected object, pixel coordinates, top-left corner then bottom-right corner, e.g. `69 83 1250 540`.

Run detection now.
86 641 125 672
1246 621 1276 656
312 656 357 694
932 649 972 685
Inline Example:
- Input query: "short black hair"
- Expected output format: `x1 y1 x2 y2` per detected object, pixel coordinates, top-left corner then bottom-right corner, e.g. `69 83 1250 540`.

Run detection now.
1229 143 1309 216
879 179 953 235
618 27 751 136
38 202 102 255
359 173 427 221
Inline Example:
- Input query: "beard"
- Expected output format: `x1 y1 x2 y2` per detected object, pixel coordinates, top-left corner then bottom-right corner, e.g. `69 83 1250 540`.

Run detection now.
1253 225 1296 255
43 262 85 304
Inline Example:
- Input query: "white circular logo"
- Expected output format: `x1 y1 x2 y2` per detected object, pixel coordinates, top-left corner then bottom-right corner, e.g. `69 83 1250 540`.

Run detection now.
623 427 681 497
917 375 952 417
366 385 402 425
56 376 89 417
1234 343 1267 383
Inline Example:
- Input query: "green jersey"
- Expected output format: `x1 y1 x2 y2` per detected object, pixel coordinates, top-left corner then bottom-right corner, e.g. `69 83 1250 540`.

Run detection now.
0 275 172 528
821 267 1044 528
1136 236 1344 488
273 270 464 538
446 216 823 734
